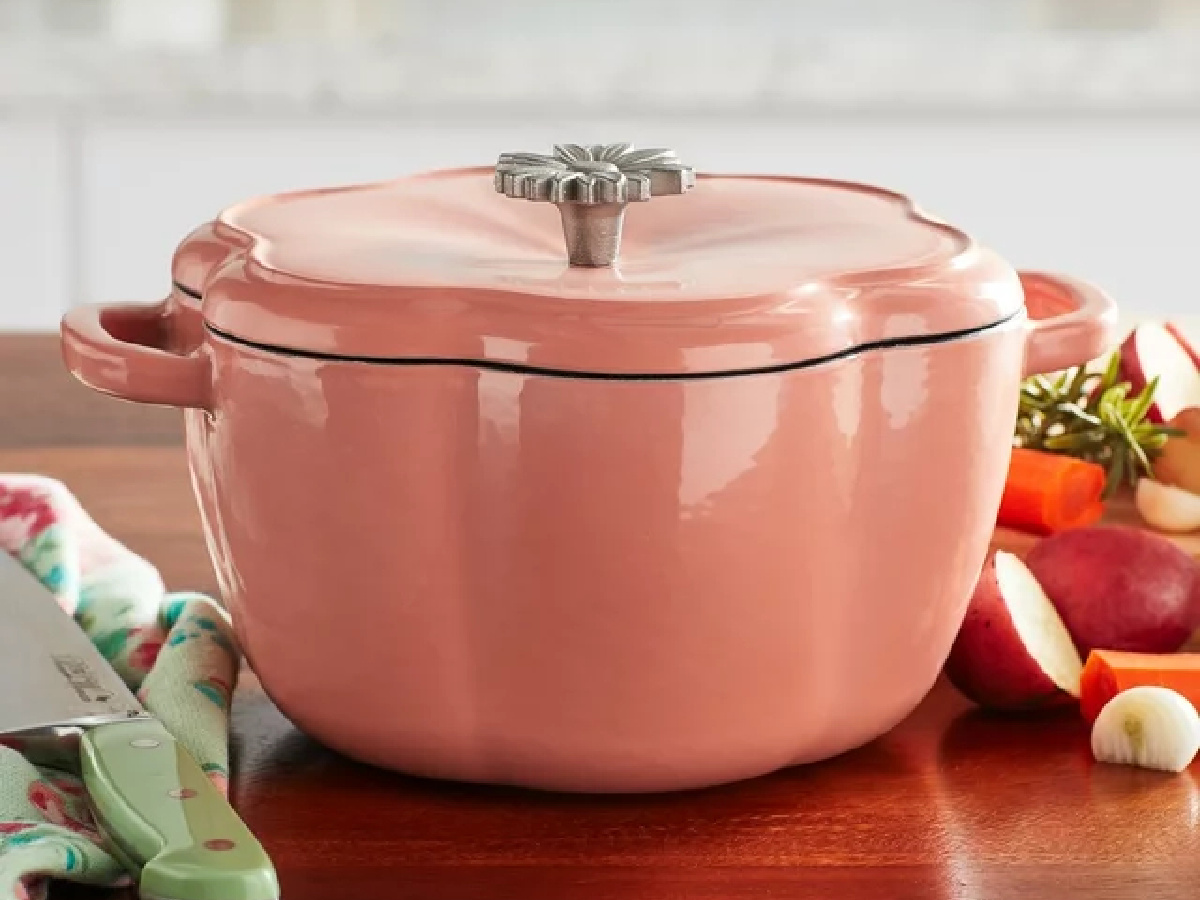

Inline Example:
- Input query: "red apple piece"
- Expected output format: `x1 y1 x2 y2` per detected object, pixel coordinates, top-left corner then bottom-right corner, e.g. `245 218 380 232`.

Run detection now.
1119 322 1200 423
944 551 1083 710
1025 525 1200 656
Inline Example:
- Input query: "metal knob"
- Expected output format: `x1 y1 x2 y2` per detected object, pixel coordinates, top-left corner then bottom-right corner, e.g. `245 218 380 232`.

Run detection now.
494 143 695 268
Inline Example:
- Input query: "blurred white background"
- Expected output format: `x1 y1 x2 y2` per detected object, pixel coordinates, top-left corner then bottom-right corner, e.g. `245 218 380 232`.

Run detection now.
1 0 1198 328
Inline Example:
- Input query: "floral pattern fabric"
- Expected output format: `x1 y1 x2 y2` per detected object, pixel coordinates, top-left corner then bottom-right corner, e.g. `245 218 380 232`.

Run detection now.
0 476 240 900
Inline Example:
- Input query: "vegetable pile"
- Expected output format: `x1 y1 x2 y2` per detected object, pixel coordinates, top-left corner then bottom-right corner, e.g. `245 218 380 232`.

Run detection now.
1014 350 1175 501
948 320 1200 774
946 532 1200 772
999 320 1200 536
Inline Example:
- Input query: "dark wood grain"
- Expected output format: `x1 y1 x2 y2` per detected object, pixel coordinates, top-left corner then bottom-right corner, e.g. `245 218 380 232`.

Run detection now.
10 334 1197 900
1 335 183 448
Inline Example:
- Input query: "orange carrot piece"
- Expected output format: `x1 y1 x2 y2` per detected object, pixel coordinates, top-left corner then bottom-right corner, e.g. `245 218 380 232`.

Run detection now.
997 448 1107 535
1079 649 1200 723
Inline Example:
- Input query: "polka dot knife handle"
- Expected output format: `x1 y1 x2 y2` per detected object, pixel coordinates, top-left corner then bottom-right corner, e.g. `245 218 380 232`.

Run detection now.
81 718 276 900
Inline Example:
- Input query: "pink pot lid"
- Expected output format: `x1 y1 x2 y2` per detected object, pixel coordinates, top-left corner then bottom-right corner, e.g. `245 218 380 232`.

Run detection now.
184 145 1023 375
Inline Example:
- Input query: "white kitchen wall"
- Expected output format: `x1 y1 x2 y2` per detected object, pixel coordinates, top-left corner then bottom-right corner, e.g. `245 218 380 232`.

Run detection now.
3 0 1200 329
0 115 69 329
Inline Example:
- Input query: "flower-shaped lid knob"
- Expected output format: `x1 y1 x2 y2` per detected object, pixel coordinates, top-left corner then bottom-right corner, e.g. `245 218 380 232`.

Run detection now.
495 143 696 267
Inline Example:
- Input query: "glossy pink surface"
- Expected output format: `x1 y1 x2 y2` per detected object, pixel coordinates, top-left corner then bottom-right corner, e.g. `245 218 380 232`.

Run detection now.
60 300 210 409
1020 272 1120 376
172 220 250 297
59 162 1119 792
198 323 1022 792
197 169 1022 374
60 270 1114 792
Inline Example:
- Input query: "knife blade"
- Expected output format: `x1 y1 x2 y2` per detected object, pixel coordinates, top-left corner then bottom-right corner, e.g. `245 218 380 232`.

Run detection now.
0 550 278 900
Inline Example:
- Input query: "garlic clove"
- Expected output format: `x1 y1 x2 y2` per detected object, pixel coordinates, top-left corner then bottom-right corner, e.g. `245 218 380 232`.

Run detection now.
1091 686 1200 773
1135 478 1200 534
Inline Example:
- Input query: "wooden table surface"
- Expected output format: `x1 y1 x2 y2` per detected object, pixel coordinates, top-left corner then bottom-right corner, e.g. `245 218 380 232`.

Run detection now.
9 334 1197 900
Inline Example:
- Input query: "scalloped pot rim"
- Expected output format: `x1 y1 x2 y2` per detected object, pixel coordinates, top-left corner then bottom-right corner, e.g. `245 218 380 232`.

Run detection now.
212 168 979 294
172 166 1024 374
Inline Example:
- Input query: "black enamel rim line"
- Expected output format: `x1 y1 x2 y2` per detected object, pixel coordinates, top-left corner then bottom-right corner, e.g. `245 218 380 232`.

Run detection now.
180 282 1020 382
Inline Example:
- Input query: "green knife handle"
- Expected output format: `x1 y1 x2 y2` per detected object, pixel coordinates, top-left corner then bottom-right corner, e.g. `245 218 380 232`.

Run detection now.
81 718 279 900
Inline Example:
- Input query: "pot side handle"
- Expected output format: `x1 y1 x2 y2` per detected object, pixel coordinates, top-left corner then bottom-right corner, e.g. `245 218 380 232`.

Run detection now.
61 301 211 411
1019 271 1120 377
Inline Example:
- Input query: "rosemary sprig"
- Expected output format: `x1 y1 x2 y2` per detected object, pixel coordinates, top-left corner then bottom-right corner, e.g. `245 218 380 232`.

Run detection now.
1014 350 1181 498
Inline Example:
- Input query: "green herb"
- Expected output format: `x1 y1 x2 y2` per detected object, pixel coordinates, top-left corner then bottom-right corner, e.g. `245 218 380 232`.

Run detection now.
1015 350 1181 498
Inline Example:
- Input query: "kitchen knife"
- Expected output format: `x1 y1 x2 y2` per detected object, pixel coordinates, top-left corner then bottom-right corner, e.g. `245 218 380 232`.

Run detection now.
0 550 278 900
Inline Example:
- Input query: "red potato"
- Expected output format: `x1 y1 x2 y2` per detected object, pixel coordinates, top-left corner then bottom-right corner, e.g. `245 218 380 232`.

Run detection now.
1025 525 1200 656
1119 322 1200 424
944 551 1083 710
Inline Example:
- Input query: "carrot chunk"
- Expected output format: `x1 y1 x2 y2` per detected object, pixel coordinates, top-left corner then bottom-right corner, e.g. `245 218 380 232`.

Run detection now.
998 448 1107 535
1080 649 1200 723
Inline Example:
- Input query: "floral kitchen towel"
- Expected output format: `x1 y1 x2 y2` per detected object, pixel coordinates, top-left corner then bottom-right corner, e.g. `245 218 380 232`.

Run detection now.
0 476 239 900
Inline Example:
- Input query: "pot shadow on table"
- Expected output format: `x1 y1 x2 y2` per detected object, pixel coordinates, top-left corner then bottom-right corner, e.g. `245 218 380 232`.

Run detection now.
56 685 1200 900
220 682 974 900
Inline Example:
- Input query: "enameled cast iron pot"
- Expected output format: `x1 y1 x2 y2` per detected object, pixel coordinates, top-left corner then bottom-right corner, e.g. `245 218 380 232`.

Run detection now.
61 145 1118 792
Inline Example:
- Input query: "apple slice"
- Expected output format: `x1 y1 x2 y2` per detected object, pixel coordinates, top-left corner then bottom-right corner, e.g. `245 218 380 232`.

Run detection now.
1120 323 1200 423
944 551 1084 710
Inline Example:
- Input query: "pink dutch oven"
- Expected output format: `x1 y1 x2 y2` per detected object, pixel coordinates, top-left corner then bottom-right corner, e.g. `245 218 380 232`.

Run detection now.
61 145 1117 792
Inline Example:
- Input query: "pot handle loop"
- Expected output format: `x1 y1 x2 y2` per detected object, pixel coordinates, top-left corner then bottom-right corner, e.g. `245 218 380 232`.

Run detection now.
61 301 212 411
1019 271 1120 377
